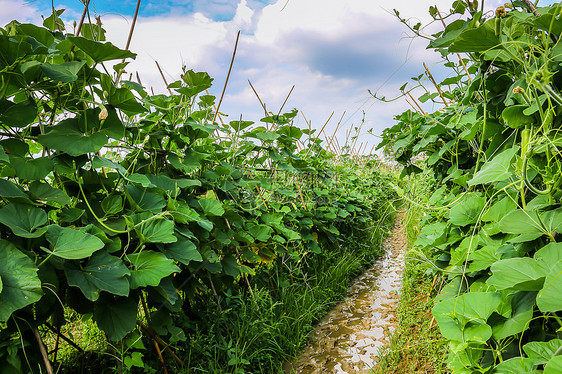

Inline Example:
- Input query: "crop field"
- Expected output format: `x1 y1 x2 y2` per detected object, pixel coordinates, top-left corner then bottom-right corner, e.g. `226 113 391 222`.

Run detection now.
2 0 562 373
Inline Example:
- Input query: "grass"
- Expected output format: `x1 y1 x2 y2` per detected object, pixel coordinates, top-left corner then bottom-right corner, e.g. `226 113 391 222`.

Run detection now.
373 174 448 374
181 213 396 373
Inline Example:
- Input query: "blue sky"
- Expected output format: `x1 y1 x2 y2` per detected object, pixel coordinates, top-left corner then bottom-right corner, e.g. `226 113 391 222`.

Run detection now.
2 0 560 152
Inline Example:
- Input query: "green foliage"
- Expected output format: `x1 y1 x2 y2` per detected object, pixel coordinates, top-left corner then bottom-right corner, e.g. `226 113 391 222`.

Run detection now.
0 9 397 373
380 1 562 372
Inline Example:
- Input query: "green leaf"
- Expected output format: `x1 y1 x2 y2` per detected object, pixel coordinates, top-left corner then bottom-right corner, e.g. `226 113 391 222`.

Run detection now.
492 291 535 340
536 261 562 312
92 155 127 175
68 37 136 62
534 243 562 271
0 179 28 199
468 147 519 186
449 193 486 226
136 218 177 244
28 181 71 205
0 204 47 238
449 20 501 53
502 105 535 128
198 198 225 217
523 339 562 366
125 185 165 213
487 258 547 291
222 255 241 277
545 356 562 374
0 98 37 127
0 240 43 322
9 156 54 180
247 223 273 242
433 292 501 342
491 357 537 374
44 225 105 260
93 295 137 341
107 88 146 116
65 251 130 301
162 239 201 265
41 60 86 83
127 251 180 289
102 195 123 215
38 122 107 157
499 208 562 236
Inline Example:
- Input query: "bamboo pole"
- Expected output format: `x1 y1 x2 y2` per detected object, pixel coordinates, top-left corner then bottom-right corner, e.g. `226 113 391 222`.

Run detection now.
277 85 295 116
33 329 53 374
304 111 334 158
155 61 173 95
124 0 141 52
423 62 449 107
212 31 241 125
407 91 425 114
405 97 420 113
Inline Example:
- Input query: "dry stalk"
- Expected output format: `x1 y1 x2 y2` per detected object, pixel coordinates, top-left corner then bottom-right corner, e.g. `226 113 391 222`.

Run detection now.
277 85 295 116
304 111 334 158
33 328 53 374
424 62 449 107
137 321 183 368
74 0 91 37
155 60 173 95
405 97 420 114
141 293 168 374
407 91 425 114
212 30 241 125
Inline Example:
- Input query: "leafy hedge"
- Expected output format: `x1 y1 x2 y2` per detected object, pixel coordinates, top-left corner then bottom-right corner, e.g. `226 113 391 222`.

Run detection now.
380 1 562 373
0 9 396 373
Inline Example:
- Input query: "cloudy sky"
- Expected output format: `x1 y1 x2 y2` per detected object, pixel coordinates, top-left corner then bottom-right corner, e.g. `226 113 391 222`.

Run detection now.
1 0 558 152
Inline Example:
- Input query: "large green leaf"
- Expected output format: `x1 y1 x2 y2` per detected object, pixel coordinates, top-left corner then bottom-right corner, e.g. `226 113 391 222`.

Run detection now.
449 193 486 226
499 208 562 237
44 225 105 260
198 198 225 217
68 37 136 62
536 261 562 312
41 60 86 83
491 357 537 374
162 239 202 265
125 185 166 213
65 251 130 301
93 295 137 341
523 339 562 366
0 203 47 238
28 181 71 205
129 213 176 243
127 251 180 289
247 223 273 242
468 147 518 186
0 98 37 127
38 121 107 157
492 291 535 340
544 356 562 374
487 258 547 291
432 292 501 343
502 105 535 128
0 240 43 322
0 179 28 199
449 20 500 53
9 156 54 180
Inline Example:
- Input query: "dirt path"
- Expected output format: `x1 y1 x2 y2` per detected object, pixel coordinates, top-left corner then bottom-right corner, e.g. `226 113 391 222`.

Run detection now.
284 215 408 374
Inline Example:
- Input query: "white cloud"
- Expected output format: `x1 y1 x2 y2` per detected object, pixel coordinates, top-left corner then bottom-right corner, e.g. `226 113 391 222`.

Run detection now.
0 0 41 25
2 0 522 152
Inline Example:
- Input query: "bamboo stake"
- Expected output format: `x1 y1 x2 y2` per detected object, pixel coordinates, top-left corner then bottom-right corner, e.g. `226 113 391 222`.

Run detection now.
124 0 141 52
295 177 307 209
74 0 91 37
33 329 53 374
212 30 241 125
369 143 376 156
248 80 268 117
141 293 168 374
523 0 540 16
423 62 449 107
136 72 143 86
304 111 334 158
407 91 425 114
277 85 295 116
405 97 420 113
155 61 172 95
208 274 223 312
137 321 183 368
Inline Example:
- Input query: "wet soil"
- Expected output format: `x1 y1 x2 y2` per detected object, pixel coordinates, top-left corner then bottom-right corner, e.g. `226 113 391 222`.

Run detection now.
284 215 408 374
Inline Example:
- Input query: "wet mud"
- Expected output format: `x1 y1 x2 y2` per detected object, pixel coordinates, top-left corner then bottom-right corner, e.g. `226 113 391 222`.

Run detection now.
285 216 408 373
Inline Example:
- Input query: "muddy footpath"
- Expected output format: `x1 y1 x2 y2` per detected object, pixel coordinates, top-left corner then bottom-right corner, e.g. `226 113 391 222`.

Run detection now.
284 216 408 374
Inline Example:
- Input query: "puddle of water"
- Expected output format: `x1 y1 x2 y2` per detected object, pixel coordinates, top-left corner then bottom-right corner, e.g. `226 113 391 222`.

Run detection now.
284 217 408 374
